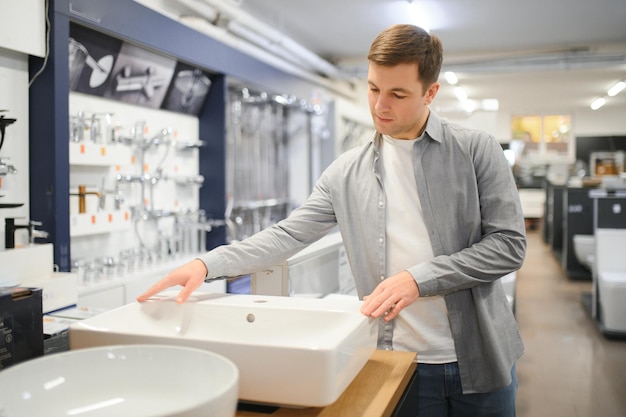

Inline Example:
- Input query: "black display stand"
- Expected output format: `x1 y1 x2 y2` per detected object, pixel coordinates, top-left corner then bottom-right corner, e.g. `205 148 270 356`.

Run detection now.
543 181 565 259
561 187 595 280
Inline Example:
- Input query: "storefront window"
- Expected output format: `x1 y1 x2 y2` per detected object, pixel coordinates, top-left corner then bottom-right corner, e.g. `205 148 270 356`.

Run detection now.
511 114 572 160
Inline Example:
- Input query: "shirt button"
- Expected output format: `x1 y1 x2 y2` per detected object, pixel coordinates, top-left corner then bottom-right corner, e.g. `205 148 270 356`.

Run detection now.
378 201 384 208
380 275 385 281
379 238 384 245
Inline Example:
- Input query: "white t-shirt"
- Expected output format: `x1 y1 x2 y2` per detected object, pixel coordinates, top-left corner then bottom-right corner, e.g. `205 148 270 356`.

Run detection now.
380 134 457 363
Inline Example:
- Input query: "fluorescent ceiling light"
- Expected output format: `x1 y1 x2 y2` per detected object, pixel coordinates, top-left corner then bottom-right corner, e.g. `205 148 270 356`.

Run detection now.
454 86 468 102
406 1 431 32
607 80 625 97
482 98 499 111
590 97 606 110
444 71 458 85
463 100 477 113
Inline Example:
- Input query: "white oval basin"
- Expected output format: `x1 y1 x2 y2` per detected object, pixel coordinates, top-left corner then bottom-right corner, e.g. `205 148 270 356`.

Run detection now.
0 344 238 417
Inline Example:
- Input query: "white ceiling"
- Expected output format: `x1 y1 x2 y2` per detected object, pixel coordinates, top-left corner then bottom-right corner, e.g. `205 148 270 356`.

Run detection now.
236 0 626 115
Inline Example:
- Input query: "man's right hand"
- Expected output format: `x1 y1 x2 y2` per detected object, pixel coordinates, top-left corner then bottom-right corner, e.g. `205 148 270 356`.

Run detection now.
136 258 208 304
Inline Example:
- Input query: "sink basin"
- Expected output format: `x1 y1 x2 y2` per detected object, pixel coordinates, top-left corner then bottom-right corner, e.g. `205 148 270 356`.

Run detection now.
69 293 377 407
0 344 238 417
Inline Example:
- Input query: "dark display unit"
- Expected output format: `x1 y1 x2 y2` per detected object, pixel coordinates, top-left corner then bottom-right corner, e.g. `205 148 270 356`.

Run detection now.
561 187 595 280
575 136 626 168
543 181 565 258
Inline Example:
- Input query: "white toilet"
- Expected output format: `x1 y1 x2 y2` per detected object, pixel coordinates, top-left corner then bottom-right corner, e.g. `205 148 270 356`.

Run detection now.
594 229 626 334
573 234 595 270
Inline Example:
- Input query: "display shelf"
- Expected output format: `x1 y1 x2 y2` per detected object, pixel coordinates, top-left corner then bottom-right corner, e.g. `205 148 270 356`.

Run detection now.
69 141 133 166
70 210 131 237
30 0 317 270
77 254 226 309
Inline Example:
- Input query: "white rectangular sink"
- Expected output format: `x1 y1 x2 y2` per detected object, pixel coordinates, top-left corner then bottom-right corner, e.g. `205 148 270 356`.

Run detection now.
69 293 377 407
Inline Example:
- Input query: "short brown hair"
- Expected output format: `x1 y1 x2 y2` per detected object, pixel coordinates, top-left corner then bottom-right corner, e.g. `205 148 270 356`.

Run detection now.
367 24 443 88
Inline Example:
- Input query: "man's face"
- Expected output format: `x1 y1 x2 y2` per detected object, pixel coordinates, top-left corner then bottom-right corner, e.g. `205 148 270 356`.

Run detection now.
367 62 439 140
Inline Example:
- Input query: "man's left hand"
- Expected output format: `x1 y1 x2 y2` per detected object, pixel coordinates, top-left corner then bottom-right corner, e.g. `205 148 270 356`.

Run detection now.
360 270 420 321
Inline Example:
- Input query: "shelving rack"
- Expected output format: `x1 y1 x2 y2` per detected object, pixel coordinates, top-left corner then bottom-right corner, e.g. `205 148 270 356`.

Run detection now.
29 0 319 271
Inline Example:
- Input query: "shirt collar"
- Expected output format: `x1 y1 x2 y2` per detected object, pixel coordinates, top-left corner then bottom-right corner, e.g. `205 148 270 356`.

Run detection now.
372 109 443 149
423 110 443 144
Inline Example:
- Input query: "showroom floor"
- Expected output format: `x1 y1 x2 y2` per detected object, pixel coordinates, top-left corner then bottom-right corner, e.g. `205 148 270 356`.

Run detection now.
515 229 626 417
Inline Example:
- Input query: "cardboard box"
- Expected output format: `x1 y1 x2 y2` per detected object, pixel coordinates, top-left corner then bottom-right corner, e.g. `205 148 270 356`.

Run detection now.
0 287 43 370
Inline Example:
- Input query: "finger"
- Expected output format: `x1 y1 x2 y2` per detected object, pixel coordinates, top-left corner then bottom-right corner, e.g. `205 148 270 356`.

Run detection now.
360 295 381 316
175 285 195 304
375 299 399 319
136 276 178 302
360 287 388 315
361 294 388 317
136 282 166 302
382 300 404 322
364 296 399 319
175 277 204 304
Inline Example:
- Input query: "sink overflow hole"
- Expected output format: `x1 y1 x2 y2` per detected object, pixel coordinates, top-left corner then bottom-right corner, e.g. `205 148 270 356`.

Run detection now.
246 313 255 323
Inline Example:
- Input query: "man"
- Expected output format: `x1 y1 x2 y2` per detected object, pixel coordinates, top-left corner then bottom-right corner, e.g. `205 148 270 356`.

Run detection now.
138 24 526 416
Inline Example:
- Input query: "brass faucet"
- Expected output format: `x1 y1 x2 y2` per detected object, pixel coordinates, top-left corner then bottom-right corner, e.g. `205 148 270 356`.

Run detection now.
70 185 102 214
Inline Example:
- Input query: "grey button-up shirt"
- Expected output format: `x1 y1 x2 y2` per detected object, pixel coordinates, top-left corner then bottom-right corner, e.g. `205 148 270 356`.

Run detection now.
201 110 526 394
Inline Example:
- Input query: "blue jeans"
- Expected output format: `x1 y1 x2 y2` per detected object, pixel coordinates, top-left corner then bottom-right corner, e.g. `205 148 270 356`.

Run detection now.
395 362 517 417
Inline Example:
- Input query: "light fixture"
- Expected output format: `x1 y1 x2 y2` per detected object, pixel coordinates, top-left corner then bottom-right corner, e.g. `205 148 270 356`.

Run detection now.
481 98 499 111
590 97 606 110
444 71 458 85
462 100 477 113
406 1 431 32
607 80 625 97
454 86 468 102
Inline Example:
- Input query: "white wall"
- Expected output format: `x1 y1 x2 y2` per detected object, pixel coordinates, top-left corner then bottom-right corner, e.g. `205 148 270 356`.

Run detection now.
439 106 626 142
0 0 46 58
571 106 626 137
0 51 30 228
0 0 45 248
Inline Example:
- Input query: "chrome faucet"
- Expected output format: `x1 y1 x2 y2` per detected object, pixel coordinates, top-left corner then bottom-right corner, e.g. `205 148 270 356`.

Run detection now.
70 111 86 142
30 220 49 243
3 218 47 249
0 158 17 175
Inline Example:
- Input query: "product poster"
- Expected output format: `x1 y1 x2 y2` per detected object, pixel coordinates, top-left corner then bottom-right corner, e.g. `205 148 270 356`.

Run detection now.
68 23 212 116
102 42 176 109
162 62 212 115
68 24 122 97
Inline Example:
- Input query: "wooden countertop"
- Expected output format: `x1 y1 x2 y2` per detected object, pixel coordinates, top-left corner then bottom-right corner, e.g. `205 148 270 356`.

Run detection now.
235 350 417 417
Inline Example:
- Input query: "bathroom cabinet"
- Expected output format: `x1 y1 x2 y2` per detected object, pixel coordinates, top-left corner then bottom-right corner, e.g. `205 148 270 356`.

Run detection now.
29 0 320 271
588 190 626 337
561 187 595 280
543 181 565 258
